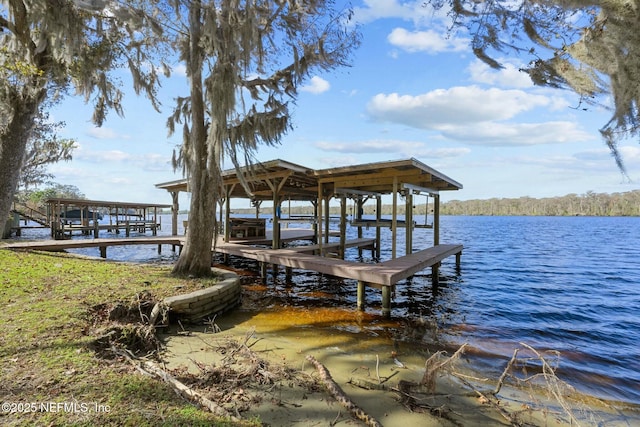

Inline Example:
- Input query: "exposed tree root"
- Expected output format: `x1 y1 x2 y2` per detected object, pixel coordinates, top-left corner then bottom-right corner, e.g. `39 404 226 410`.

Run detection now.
306 355 383 427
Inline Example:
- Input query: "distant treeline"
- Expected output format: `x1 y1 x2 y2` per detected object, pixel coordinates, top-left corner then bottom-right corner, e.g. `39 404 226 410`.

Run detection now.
441 190 640 216
226 190 640 217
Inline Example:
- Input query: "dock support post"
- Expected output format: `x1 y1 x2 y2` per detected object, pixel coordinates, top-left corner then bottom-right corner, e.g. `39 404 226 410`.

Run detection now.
375 196 382 260
285 266 292 282
312 201 319 243
157 244 162 254
356 197 364 257
260 262 267 284
431 262 440 287
99 246 107 258
339 196 347 259
324 196 330 244
317 182 324 253
405 192 413 255
391 177 398 259
456 251 461 268
381 286 391 317
433 194 440 246
170 191 179 236
357 281 366 310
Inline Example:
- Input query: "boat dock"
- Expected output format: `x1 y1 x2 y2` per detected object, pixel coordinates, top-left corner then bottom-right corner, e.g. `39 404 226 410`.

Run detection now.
161 158 464 316
4 157 465 316
8 199 170 239
3 230 461 316
2 235 184 259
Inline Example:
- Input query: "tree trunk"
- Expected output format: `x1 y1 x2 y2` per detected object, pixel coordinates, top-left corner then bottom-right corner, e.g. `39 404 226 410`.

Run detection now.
0 89 43 237
171 0 218 277
172 174 218 277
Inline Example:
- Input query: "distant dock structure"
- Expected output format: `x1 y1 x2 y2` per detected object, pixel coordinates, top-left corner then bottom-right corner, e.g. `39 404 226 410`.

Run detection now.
9 198 170 239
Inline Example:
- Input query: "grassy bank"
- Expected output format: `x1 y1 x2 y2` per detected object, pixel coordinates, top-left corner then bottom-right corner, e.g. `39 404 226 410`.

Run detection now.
0 249 250 426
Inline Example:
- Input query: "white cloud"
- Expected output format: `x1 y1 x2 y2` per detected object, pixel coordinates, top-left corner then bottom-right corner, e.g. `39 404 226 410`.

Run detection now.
467 59 533 89
172 63 187 77
352 0 443 25
73 147 170 171
367 86 550 127
316 139 422 154
365 87 595 146
315 139 470 158
353 0 419 23
76 149 132 162
387 28 469 54
86 126 130 140
300 76 330 94
439 121 593 146
619 145 640 163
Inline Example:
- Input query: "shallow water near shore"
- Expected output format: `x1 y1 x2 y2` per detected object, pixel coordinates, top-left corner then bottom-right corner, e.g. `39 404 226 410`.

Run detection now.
13 214 640 413
160 294 639 426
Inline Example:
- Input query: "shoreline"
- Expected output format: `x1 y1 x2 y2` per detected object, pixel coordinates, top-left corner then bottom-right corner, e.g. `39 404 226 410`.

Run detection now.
159 288 640 427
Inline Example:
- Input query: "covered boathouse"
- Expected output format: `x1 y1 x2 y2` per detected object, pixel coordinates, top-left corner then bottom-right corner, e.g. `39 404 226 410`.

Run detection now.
155 158 463 316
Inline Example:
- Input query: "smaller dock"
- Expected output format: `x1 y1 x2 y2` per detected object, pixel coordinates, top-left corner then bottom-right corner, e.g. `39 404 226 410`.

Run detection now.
44 198 170 239
2 236 184 259
211 236 461 316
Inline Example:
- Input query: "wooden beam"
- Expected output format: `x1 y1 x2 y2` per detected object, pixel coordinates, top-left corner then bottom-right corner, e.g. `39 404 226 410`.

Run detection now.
318 166 425 185
333 187 383 197
401 183 440 196
224 169 295 186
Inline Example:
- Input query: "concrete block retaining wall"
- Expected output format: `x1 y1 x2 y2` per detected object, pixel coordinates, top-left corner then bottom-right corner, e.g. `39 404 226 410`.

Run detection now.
150 270 241 325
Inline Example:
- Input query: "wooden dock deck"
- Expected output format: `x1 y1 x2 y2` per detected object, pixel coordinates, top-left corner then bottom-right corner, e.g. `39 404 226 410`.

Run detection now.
211 237 462 315
213 240 460 287
2 230 462 316
2 236 184 258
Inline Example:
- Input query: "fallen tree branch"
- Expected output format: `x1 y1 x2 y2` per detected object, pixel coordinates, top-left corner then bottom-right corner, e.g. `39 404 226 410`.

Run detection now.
519 342 581 427
451 371 522 426
493 348 519 395
421 343 468 391
306 355 382 427
112 346 239 422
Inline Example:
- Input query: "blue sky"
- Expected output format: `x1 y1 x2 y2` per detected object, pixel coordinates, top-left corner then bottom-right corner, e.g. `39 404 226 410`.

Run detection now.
49 0 640 209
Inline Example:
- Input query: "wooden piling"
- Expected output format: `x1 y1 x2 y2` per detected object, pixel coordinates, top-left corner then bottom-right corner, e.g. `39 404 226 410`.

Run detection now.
357 281 366 310
381 286 391 317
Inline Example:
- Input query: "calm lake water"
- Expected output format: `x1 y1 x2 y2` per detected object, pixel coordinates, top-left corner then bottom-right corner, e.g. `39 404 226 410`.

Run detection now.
14 214 640 406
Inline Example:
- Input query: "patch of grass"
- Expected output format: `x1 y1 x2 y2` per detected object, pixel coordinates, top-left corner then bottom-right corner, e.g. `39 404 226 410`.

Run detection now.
0 249 254 426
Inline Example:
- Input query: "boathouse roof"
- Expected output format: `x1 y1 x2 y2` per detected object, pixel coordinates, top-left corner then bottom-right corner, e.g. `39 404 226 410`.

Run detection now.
45 197 171 210
155 158 462 200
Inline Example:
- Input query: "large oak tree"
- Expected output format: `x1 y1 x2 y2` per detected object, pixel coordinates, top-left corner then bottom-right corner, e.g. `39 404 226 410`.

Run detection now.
0 0 166 232
167 0 360 276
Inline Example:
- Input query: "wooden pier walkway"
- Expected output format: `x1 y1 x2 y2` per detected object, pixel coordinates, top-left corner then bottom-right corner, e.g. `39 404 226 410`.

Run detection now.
212 238 462 315
2 236 184 258
2 230 462 316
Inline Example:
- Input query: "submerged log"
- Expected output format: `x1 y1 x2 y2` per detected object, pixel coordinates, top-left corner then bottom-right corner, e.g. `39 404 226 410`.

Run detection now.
305 355 382 427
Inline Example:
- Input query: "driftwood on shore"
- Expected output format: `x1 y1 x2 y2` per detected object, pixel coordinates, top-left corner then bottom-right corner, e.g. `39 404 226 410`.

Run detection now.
111 346 240 422
306 355 383 427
